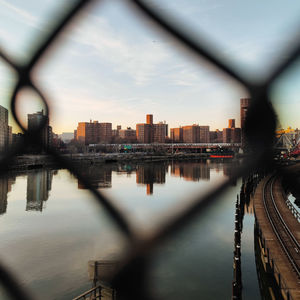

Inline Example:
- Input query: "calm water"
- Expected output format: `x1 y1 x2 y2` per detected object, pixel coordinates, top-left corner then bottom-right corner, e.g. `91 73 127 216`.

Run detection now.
0 160 260 299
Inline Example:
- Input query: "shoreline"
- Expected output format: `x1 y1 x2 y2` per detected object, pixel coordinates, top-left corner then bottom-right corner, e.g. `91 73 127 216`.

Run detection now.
6 152 241 171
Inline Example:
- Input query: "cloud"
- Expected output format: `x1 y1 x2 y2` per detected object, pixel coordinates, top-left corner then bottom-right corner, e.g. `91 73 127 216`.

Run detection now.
0 0 38 27
63 14 170 85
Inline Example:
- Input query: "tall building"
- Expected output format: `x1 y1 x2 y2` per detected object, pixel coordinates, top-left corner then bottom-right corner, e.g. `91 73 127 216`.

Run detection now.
119 127 136 142
209 131 217 143
146 114 153 125
136 114 168 144
182 125 200 143
0 105 8 152
240 98 251 129
99 123 112 143
199 126 210 143
154 122 168 143
223 128 232 143
48 125 53 147
76 121 112 144
209 129 223 143
232 128 241 143
28 110 50 150
223 123 242 143
228 119 235 129
8 126 12 148
216 130 223 143
76 122 94 144
170 128 183 142
136 123 152 143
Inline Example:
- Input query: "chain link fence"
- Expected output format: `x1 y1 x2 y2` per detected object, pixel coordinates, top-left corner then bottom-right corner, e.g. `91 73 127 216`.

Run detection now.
0 0 298 299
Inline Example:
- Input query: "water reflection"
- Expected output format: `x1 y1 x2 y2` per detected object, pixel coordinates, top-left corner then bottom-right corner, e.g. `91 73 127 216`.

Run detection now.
77 165 113 189
76 159 239 195
0 160 240 215
136 163 167 195
0 176 16 214
26 170 54 211
0 160 261 300
170 161 210 181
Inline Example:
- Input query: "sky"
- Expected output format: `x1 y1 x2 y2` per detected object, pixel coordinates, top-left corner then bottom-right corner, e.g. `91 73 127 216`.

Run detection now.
0 0 300 134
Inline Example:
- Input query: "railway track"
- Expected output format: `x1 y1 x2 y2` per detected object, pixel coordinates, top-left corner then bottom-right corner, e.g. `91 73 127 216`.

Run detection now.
263 175 300 278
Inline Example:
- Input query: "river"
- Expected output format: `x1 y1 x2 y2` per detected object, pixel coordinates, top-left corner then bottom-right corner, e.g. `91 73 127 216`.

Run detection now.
0 160 261 299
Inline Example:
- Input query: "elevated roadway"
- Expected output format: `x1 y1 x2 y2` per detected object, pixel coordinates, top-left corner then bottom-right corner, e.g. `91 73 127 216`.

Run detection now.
88 143 241 151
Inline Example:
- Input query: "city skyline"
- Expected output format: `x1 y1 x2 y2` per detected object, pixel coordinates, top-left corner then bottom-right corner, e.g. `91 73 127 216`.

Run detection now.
1 102 243 136
0 1 300 133
1 102 299 146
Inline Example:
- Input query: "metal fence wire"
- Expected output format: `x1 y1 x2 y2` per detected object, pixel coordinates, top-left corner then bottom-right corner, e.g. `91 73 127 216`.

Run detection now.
0 0 298 299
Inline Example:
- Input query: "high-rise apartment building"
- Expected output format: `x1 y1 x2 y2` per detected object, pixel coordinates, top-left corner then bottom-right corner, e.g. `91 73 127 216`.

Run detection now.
223 128 232 143
154 122 168 143
199 126 210 143
170 128 183 142
76 122 93 144
240 98 251 129
8 126 12 148
76 121 112 144
136 114 168 143
209 131 217 143
228 119 235 129
28 110 50 150
223 119 242 143
232 128 241 143
99 122 112 143
136 123 152 143
209 129 223 143
216 130 223 143
119 127 136 142
182 125 200 143
0 105 8 152
146 114 153 125
182 125 210 143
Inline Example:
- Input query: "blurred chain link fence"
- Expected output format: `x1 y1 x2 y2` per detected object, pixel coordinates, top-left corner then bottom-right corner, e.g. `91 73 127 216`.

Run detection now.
0 0 297 299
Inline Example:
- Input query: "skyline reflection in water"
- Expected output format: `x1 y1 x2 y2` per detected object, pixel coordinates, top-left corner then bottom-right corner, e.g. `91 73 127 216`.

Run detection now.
0 160 259 300
0 160 238 217
76 159 238 196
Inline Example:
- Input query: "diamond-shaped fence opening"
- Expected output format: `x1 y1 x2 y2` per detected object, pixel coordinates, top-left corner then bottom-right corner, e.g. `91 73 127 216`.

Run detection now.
0 0 299 299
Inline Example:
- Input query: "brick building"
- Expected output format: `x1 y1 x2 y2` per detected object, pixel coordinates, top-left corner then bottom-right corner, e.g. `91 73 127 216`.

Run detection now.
28 110 52 150
222 119 242 143
199 126 210 143
0 105 8 152
154 122 168 143
182 125 200 143
76 120 112 144
119 127 137 142
170 127 183 142
136 114 168 143
136 123 153 143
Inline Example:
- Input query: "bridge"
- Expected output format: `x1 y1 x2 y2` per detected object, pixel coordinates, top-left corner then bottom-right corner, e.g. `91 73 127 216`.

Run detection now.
254 169 300 300
275 132 300 157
